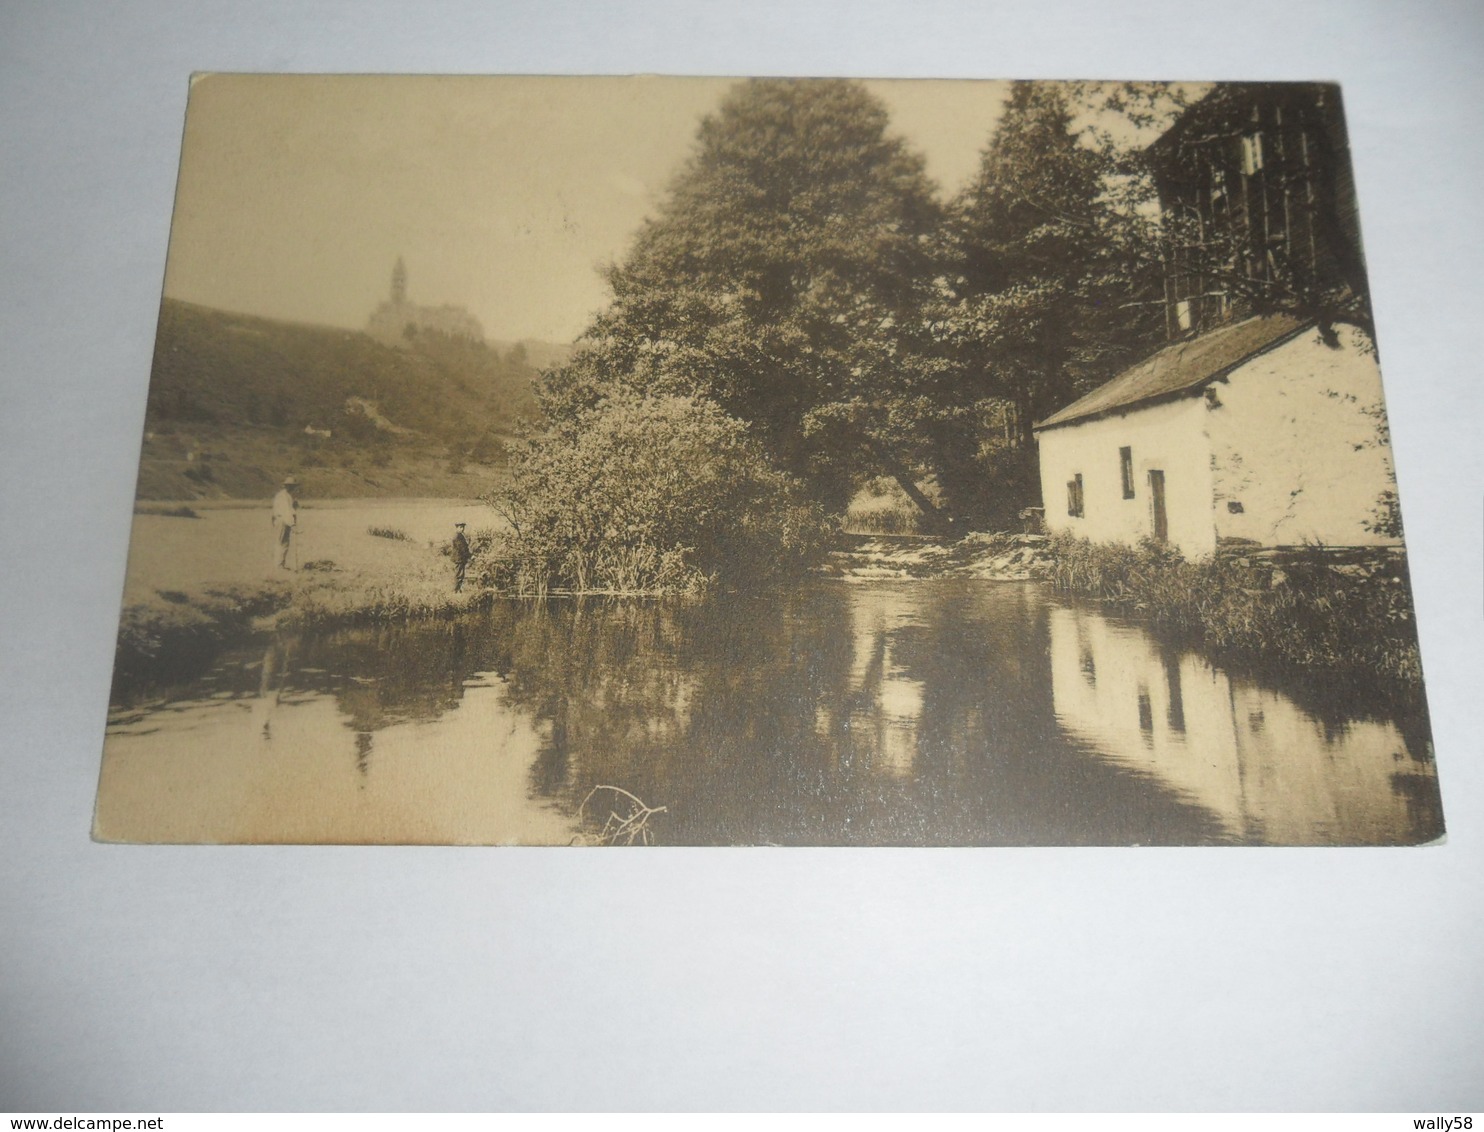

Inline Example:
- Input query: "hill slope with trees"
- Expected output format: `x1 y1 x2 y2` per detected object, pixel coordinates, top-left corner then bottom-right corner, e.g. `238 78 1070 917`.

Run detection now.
135 299 568 499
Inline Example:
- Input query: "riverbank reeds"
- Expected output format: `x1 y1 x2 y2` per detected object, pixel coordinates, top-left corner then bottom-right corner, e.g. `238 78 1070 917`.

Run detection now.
486 541 708 599
279 572 492 627
1043 533 1424 693
844 480 925 534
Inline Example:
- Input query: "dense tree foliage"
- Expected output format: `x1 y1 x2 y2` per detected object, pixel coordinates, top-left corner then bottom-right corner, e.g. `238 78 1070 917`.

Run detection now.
516 80 1372 560
540 79 947 518
530 79 1186 539
905 81 1191 525
930 82 1167 523
487 395 833 594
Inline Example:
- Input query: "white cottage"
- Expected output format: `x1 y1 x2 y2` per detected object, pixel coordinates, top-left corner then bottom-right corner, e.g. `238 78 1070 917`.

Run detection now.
1033 315 1398 560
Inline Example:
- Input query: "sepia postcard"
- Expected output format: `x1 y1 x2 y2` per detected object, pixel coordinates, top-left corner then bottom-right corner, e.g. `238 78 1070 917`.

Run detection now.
96 74 1444 845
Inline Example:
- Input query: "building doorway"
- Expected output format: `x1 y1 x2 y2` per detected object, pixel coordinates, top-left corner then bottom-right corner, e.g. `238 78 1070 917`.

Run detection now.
1148 470 1168 543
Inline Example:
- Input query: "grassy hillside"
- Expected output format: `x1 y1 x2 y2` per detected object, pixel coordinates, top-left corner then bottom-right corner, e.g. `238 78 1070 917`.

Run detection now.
147 299 544 437
133 424 512 501
135 299 560 499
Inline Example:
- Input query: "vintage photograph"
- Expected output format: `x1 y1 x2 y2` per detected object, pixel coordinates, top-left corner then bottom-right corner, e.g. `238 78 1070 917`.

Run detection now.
95 74 1443 845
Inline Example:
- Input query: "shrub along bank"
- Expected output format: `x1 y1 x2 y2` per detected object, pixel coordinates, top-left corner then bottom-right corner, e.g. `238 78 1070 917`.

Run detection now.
1043 533 1424 695
481 395 835 596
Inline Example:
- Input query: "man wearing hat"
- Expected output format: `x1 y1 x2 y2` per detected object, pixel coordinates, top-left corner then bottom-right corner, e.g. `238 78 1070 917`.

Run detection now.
272 476 300 570
451 522 471 592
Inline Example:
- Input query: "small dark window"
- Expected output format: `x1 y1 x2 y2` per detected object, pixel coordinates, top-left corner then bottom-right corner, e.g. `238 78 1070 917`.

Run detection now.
1227 500 1244 514
1120 447 1135 499
1067 474 1084 518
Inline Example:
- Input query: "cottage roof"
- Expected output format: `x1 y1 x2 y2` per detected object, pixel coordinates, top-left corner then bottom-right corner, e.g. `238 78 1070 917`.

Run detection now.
1034 315 1311 432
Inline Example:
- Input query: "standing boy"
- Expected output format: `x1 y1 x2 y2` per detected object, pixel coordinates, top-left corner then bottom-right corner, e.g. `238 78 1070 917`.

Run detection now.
452 522 471 592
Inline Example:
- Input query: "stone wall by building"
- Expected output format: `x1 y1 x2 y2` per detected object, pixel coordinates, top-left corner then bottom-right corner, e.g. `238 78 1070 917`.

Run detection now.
1206 326 1395 549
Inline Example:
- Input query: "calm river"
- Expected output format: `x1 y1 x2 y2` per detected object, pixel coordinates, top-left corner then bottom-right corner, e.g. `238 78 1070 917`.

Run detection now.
97 578 1442 845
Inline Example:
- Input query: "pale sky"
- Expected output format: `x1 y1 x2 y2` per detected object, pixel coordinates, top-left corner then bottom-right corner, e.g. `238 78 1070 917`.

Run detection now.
162 74 1022 343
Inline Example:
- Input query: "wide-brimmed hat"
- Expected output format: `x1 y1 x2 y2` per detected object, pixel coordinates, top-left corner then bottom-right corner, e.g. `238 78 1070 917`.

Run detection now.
282 476 300 487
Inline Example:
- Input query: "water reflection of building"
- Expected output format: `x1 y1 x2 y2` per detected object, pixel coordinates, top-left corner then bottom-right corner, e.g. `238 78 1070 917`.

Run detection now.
828 587 926 779
1047 604 1437 844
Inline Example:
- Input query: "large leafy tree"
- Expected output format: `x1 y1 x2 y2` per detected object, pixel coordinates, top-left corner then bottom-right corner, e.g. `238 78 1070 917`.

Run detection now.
942 81 1166 448
928 81 1168 523
540 79 947 520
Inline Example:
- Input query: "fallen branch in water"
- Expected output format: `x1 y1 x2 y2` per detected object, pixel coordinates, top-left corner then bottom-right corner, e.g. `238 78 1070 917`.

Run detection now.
575 784 667 846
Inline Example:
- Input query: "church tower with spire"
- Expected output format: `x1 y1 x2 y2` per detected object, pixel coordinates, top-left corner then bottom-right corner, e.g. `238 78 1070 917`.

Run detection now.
390 256 407 305
366 256 484 345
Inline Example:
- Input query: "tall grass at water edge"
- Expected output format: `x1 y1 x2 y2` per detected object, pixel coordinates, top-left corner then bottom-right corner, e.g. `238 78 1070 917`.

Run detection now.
112 528 702 702
1045 533 1424 692
485 542 707 599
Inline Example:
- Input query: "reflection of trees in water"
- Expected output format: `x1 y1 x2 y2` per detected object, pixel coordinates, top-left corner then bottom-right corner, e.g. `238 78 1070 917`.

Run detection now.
233 580 1434 845
868 584 1233 845
493 582 1235 845
496 592 858 842
287 621 484 733
494 599 697 799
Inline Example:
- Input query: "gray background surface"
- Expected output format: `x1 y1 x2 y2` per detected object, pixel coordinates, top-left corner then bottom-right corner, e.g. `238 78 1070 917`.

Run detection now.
2 0 1481 1111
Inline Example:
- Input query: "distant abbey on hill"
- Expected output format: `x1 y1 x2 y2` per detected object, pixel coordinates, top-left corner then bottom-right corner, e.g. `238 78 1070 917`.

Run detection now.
366 257 484 345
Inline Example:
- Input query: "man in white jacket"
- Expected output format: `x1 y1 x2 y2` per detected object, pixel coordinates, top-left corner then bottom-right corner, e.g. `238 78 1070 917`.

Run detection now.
272 476 300 570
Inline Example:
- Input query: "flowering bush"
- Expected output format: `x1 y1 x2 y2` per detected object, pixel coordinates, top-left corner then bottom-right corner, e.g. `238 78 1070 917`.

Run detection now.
485 395 834 594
